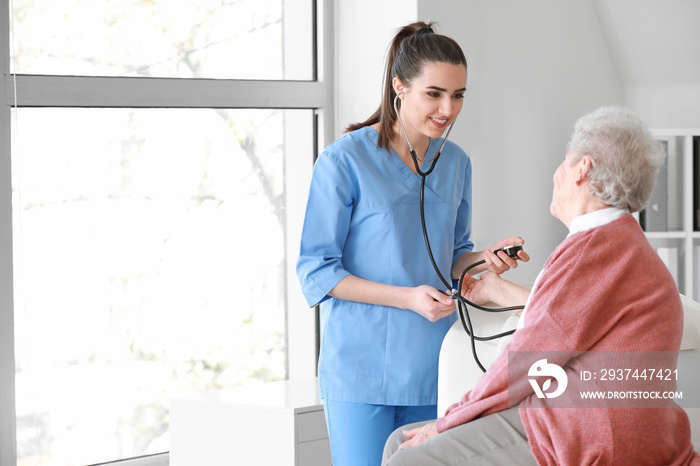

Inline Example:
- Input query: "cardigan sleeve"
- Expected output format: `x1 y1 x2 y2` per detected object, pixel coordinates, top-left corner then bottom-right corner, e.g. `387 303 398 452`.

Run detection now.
435 309 578 432
436 231 596 432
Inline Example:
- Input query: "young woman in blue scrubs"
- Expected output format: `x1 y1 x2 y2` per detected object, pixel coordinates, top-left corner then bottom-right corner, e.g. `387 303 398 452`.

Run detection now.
297 21 527 465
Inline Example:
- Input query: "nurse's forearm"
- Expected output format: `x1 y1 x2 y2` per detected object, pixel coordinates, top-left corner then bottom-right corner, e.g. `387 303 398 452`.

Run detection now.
329 275 457 321
452 243 524 279
328 275 412 309
452 251 486 278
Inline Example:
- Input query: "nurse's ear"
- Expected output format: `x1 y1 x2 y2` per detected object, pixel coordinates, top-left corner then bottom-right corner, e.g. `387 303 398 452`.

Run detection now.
393 76 408 100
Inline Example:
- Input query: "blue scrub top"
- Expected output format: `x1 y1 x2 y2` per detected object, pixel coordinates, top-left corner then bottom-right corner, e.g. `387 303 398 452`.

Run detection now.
297 126 473 406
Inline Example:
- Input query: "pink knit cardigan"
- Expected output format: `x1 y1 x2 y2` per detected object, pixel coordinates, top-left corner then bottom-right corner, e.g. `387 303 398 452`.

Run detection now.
437 216 700 465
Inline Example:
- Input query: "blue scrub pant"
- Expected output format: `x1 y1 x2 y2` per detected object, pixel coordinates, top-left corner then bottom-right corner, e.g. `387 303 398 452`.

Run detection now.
323 399 437 466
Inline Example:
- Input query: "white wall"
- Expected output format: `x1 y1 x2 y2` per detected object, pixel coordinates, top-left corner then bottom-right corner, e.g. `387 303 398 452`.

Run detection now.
337 0 625 283
417 0 624 283
592 0 700 129
335 0 418 136
626 84 700 129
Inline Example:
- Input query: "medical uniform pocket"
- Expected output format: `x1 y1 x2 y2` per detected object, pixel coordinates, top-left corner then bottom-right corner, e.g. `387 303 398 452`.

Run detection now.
318 301 388 401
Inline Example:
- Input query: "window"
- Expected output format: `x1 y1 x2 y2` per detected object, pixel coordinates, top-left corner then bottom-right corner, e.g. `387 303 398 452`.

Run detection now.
1 1 331 465
11 0 313 80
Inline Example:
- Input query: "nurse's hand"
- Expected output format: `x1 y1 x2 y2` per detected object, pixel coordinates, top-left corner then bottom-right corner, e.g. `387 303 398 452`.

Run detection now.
409 285 455 322
398 422 438 450
484 237 530 274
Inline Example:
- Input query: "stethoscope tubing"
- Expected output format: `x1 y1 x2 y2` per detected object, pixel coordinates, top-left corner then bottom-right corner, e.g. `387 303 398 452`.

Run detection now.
393 93 522 372
393 94 453 177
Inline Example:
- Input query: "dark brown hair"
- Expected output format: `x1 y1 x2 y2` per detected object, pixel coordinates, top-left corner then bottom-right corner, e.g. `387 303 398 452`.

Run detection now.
345 21 467 151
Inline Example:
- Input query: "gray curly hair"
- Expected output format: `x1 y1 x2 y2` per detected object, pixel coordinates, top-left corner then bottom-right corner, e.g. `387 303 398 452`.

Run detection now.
567 106 665 213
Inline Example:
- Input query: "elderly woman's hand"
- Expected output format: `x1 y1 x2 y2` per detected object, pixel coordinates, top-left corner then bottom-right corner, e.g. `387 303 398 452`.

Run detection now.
461 271 504 304
484 237 530 274
398 422 438 450
462 271 529 312
461 273 488 304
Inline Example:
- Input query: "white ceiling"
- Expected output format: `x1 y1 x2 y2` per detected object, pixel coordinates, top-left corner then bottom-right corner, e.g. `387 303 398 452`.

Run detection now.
594 0 700 87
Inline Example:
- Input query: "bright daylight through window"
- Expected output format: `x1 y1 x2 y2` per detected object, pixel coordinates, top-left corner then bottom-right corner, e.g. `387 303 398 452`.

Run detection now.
11 0 312 80
7 1 316 465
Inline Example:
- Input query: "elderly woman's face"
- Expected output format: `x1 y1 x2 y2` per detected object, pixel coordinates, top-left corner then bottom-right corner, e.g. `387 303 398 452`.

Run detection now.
550 151 577 222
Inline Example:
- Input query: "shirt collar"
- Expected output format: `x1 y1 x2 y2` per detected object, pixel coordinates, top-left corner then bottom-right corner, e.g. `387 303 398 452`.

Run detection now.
567 207 630 237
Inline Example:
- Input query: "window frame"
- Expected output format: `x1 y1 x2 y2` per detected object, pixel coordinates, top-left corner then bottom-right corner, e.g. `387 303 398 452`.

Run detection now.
0 0 334 464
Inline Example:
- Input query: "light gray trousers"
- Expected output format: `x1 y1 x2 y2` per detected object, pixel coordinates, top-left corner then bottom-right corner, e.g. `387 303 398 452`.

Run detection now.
382 407 538 466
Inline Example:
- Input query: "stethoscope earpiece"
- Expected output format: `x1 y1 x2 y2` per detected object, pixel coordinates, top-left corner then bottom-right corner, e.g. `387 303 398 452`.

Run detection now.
392 94 454 177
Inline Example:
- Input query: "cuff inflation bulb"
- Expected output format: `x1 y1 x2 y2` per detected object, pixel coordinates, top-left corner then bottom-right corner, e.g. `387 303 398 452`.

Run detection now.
498 244 523 259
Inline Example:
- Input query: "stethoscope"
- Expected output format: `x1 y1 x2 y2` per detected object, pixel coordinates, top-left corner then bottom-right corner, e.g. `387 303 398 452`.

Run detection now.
393 93 525 372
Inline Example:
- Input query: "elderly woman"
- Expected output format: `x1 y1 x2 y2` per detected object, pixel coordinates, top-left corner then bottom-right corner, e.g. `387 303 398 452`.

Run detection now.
382 106 700 465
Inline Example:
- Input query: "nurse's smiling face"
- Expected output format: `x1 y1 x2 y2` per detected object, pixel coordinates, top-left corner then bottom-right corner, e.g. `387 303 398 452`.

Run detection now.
394 61 467 142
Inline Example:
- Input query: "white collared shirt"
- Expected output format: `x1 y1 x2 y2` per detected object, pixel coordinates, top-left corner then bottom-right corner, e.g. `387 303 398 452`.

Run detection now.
567 207 630 237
